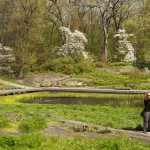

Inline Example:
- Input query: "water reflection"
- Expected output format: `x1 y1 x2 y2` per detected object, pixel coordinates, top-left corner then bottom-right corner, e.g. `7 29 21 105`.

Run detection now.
23 97 144 108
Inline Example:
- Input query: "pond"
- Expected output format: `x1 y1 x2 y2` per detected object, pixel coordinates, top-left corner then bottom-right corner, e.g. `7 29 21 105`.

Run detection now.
23 97 144 108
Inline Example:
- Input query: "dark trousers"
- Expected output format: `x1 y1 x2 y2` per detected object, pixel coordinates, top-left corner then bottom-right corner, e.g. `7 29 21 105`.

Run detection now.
143 111 150 132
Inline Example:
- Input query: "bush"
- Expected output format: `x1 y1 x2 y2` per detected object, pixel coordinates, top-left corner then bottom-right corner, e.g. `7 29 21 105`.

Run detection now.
44 57 95 75
0 115 9 128
110 62 128 67
134 56 148 69
77 60 95 73
128 68 144 84
18 116 47 133
0 133 46 149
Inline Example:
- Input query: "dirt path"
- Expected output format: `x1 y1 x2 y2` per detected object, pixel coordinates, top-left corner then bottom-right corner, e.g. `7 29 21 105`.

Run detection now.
43 124 114 139
1 116 150 143
47 116 150 143
0 79 32 89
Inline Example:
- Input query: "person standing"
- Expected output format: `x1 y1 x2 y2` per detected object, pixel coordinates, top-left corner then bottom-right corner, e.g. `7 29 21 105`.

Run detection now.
142 93 150 133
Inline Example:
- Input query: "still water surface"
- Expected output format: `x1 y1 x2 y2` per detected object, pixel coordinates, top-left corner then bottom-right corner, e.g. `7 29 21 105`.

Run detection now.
23 97 144 108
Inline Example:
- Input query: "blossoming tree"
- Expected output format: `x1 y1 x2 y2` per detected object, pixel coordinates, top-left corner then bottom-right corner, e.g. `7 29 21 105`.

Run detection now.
54 27 88 59
0 44 15 74
114 29 136 63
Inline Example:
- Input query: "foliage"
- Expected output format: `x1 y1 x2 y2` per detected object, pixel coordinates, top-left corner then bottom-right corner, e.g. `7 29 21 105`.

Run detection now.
0 44 15 74
18 116 47 133
0 115 9 128
54 27 88 59
109 62 129 67
0 102 144 129
75 70 128 87
44 57 95 75
124 0 150 70
0 0 144 76
0 133 149 150
114 29 136 62
0 0 45 78
134 55 148 69
0 133 47 149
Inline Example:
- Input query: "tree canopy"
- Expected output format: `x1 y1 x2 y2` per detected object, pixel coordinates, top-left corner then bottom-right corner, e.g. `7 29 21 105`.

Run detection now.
0 0 149 77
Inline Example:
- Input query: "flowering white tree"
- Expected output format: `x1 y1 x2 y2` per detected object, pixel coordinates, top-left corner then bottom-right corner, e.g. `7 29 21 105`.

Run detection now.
0 43 15 74
54 27 88 59
114 29 136 62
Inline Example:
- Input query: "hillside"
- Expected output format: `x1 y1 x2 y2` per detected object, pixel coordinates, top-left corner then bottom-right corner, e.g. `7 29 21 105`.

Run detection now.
0 65 150 90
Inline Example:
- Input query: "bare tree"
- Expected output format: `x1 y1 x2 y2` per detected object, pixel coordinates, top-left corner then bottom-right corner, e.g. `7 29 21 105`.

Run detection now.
95 0 113 62
111 0 135 32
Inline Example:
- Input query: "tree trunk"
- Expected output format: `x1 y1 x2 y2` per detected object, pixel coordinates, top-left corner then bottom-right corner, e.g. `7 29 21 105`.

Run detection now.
18 48 24 79
100 26 108 62
18 65 24 79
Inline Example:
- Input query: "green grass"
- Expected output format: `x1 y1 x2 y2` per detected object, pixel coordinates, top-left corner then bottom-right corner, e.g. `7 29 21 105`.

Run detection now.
74 69 150 89
1 65 150 89
0 75 16 82
0 103 143 129
0 84 13 90
18 115 48 133
0 92 147 149
0 133 150 150
0 92 144 104
0 92 144 130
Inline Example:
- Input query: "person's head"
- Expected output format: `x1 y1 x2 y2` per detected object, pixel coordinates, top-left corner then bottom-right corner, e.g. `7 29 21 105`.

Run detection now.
145 93 150 99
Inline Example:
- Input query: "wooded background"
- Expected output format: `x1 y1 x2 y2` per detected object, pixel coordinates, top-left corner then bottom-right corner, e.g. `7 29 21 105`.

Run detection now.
0 0 149 78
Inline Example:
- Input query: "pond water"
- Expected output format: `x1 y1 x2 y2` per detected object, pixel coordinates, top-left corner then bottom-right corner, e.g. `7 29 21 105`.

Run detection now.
23 97 144 108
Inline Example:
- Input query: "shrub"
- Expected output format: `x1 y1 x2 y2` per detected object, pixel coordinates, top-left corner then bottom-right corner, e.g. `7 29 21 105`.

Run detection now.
110 62 128 67
134 56 148 69
18 116 47 133
77 60 95 73
0 115 9 128
44 57 95 75
128 68 144 84
0 133 46 149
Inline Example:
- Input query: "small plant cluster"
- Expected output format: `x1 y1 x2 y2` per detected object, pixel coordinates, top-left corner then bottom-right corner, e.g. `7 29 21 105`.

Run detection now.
0 113 48 133
18 116 47 133
0 115 9 128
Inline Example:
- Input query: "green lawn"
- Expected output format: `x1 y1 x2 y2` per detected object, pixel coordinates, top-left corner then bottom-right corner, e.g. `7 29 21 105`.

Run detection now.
0 92 148 149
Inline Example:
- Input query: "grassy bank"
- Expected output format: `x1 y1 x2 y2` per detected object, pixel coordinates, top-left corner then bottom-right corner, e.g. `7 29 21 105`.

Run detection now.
1 65 150 90
0 92 144 103
74 69 150 89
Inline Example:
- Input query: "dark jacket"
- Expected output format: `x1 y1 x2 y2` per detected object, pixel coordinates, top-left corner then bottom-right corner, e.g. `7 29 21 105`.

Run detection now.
144 99 150 111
